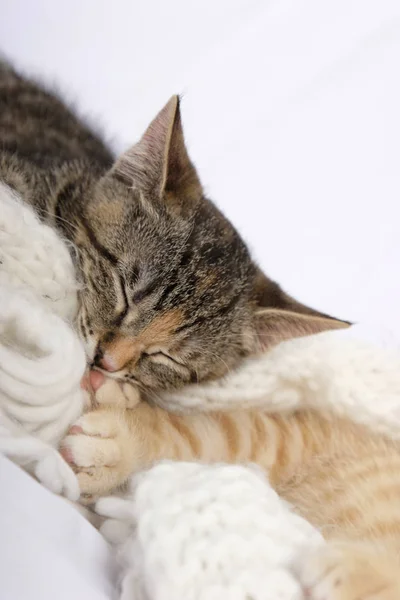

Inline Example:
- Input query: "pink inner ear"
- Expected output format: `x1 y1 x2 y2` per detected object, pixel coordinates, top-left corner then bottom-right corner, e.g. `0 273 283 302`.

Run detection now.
254 309 348 352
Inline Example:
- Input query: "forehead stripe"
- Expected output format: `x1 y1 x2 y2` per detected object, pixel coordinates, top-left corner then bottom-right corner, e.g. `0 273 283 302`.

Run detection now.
154 279 178 311
54 181 77 235
80 214 119 265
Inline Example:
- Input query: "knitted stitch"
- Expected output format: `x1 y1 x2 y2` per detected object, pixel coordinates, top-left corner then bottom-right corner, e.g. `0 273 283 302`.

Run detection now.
98 462 323 600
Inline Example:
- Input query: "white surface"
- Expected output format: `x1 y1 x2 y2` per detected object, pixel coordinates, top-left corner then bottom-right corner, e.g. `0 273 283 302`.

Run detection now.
0 455 116 600
2 0 400 328
1 1 400 598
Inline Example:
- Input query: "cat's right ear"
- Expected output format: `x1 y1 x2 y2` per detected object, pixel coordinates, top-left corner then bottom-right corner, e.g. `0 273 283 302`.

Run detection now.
252 307 349 353
112 96 202 210
248 268 349 352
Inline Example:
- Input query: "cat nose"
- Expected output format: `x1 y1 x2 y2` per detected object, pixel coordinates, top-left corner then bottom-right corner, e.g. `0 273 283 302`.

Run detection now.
97 353 119 372
93 337 142 372
93 347 119 372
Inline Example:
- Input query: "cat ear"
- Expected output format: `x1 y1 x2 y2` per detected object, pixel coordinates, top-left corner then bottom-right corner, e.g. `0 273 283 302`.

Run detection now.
252 307 349 352
249 267 349 351
113 95 202 206
251 267 348 319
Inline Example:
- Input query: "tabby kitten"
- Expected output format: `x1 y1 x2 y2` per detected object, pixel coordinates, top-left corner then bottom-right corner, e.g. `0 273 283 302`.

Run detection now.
63 381 400 600
0 61 345 391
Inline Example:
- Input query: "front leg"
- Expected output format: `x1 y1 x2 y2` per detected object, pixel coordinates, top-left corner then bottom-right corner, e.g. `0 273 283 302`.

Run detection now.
60 377 149 499
60 378 269 500
61 407 132 499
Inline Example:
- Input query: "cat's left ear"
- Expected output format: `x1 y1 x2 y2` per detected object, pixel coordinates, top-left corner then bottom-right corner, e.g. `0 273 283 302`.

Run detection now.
113 95 202 210
252 307 349 353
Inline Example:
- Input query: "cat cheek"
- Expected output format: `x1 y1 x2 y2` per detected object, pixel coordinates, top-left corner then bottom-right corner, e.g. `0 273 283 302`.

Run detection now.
126 362 161 388
137 362 188 390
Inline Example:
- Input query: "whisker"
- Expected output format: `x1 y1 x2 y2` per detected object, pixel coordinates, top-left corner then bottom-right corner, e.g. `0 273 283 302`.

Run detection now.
37 206 80 234
188 346 234 379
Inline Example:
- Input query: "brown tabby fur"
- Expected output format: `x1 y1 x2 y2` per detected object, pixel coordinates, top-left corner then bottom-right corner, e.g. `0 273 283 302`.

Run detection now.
0 60 345 392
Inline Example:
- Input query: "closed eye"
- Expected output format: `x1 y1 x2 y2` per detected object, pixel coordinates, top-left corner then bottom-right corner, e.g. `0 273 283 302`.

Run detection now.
144 350 186 368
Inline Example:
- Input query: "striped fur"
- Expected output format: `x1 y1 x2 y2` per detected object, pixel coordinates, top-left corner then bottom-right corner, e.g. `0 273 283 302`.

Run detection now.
64 401 400 598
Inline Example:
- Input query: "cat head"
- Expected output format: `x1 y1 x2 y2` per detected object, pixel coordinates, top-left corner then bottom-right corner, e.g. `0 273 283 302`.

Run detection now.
76 96 348 390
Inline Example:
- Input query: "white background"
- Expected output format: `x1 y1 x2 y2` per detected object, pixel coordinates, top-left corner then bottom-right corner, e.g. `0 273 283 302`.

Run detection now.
1 2 400 598
2 0 400 329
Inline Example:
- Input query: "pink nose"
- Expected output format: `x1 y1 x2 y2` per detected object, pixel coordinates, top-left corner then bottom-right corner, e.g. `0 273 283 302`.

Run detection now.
98 353 119 372
94 335 141 373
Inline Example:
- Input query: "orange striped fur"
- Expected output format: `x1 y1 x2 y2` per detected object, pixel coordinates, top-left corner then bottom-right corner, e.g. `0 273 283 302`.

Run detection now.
64 400 400 598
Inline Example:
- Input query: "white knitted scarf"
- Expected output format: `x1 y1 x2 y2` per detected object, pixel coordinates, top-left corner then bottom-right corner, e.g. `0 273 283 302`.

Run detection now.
0 182 85 499
3 180 400 599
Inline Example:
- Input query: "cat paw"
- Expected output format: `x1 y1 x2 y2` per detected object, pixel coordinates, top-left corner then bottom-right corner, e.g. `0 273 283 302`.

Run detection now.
95 378 141 409
60 409 134 502
296 542 400 600
81 372 141 409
